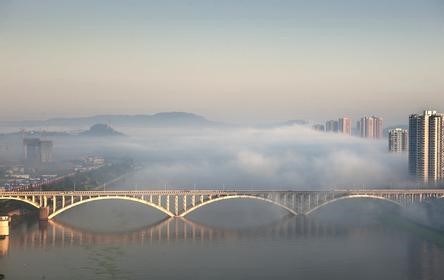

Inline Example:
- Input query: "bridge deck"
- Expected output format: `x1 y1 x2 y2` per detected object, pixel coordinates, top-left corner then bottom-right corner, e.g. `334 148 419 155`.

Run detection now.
1 189 444 196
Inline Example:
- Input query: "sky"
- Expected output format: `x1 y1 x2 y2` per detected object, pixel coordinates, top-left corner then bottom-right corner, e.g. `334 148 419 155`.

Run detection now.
0 0 443 125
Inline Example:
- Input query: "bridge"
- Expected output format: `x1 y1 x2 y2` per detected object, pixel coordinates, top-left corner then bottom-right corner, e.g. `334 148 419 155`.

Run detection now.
1 189 444 221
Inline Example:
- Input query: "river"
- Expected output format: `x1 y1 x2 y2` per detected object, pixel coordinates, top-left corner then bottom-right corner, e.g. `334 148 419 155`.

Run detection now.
1 198 444 280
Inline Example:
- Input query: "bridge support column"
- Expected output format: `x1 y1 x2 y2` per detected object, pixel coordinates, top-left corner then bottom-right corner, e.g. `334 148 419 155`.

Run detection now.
39 207 49 221
183 195 187 212
0 216 10 236
52 196 57 212
307 194 311 212
174 195 179 216
299 195 303 214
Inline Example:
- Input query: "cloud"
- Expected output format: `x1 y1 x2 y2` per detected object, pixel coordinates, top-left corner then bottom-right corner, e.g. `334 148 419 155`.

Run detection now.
0 123 408 189
236 151 279 177
87 125 410 189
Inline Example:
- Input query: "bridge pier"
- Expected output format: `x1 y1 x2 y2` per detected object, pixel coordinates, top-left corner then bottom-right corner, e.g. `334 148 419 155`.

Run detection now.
39 207 49 221
0 216 10 236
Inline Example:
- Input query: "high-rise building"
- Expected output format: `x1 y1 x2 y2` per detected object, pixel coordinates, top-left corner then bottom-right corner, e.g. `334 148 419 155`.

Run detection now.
409 110 444 184
23 138 53 169
338 117 352 135
388 128 408 152
429 114 443 182
359 116 374 138
409 114 419 176
356 121 361 136
358 116 383 139
372 116 384 139
402 129 409 152
312 124 325 132
325 120 338 132
40 140 53 163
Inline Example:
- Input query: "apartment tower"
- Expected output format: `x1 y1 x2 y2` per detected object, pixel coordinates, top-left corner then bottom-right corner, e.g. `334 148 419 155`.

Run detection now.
338 117 352 135
409 110 444 184
359 116 383 139
388 128 408 152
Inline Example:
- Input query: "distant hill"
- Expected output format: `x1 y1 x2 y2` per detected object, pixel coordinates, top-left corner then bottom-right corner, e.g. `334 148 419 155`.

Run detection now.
0 112 220 128
80 124 124 137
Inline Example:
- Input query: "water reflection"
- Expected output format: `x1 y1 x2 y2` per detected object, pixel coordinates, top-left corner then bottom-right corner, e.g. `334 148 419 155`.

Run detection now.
0 237 8 257
3 216 405 248
1 216 444 280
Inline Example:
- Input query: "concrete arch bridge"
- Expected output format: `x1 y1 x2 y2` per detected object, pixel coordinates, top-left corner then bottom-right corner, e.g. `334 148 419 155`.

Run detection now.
1 189 444 220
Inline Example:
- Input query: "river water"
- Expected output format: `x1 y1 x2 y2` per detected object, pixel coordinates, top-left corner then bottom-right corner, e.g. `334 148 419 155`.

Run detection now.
1 198 444 280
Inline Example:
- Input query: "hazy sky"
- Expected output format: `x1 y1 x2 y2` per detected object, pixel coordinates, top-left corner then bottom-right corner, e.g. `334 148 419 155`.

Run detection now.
1 0 443 124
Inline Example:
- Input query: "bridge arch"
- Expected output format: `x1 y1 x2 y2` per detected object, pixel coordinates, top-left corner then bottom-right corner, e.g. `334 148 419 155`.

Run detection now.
305 194 402 215
179 195 298 217
48 196 175 220
0 197 40 209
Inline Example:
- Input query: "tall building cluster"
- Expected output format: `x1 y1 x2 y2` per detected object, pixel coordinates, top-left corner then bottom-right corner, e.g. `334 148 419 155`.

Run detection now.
325 117 351 135
408 110 444 184
357 116 383 139
312 124 325 132
23 138 53 169
312 109 444 185
325 120 339 132
324 116 382 138
388 128 408 152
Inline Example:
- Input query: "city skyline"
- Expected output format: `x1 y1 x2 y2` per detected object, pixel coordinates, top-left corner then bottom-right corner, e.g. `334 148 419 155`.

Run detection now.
0 0 443 124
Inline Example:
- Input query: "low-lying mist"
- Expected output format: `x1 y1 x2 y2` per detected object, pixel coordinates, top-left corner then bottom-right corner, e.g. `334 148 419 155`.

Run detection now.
52 124 409 189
